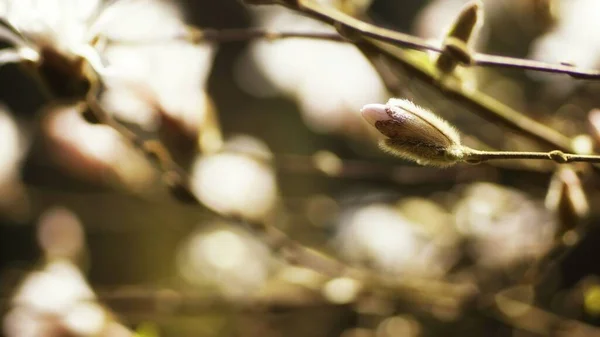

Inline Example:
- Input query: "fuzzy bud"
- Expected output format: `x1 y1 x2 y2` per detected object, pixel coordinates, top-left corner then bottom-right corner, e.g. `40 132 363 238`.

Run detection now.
436 0 483 73
361 98 465 167
445 0 483 46
545 167 589 233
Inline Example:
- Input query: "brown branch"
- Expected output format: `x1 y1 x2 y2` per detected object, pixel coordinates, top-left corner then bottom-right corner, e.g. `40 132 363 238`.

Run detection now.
103 27 347 46
262 0 600 79
473 54 600 79
358 42 573 150
107 23 600 80
265 0 581 155
102 12 600 80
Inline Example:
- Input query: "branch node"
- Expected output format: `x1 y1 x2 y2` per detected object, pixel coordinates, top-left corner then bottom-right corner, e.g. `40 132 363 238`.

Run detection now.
437 38 473 73
334 23 361 42
549 150 569 164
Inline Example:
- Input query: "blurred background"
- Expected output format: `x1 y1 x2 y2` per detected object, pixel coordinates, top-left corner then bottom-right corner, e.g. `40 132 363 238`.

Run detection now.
1 0 600 336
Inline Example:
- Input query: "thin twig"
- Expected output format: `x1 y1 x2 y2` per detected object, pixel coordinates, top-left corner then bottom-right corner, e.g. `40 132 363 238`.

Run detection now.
103 27 346 45
464 148 600 164
265 0 600 79
473 54 600 79
105 13 600 80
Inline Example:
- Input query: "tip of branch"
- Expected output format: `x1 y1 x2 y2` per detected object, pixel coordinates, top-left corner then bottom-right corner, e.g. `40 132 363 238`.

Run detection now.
447 0 484 44
436 0 483 72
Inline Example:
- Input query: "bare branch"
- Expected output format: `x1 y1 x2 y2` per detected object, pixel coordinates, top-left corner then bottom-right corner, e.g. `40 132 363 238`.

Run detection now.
261 0 600 79
473 54 600 79
102 27 346 46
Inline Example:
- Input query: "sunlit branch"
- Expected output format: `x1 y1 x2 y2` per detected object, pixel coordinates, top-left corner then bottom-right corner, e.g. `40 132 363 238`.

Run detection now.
347 39 578 153
363 40 574 152
102 27 346 46
262 0 578 155
277 153 551 183
104 3 600 79
271 0 600 79
464 149 600 164
190 27 346 43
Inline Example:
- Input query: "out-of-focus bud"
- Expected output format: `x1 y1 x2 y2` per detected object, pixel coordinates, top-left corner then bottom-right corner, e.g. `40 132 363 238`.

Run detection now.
177 222 272 297
189 135 278 222
242 5 386 137
322 277 362 304
4 209 133 337
6 260 93 337
312 150 343 176
0 106 23 176
4 260 133 337
396 197 460 246
571 134 594 155
583 281 600 317
436 0 483 73
587 109 600 147
37 207 85 261
376 315 422 337
335 203 456 277
42 103 155 191
545 167 588 234
0 104 28 220
361 98 465 167
454 182 557 268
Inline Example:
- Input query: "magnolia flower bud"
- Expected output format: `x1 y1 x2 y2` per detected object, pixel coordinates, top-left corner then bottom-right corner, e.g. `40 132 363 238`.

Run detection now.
361 98 466 167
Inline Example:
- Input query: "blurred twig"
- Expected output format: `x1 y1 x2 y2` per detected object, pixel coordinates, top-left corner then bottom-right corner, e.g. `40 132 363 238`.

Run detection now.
104 27 346 45
482 293 600 336
260 0 600 79
108 3 600 80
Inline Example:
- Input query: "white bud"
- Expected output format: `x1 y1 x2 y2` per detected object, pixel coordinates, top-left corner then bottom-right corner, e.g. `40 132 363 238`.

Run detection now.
361 99 465 167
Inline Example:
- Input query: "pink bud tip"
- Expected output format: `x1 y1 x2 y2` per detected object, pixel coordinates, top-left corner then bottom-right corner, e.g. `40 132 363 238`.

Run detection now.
361 103 391 126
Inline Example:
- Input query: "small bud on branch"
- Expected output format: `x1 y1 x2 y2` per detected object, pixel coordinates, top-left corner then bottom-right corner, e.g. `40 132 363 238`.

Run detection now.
362 99 600 167
436 0 483 73
445 0 483 44
361 99 466 167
